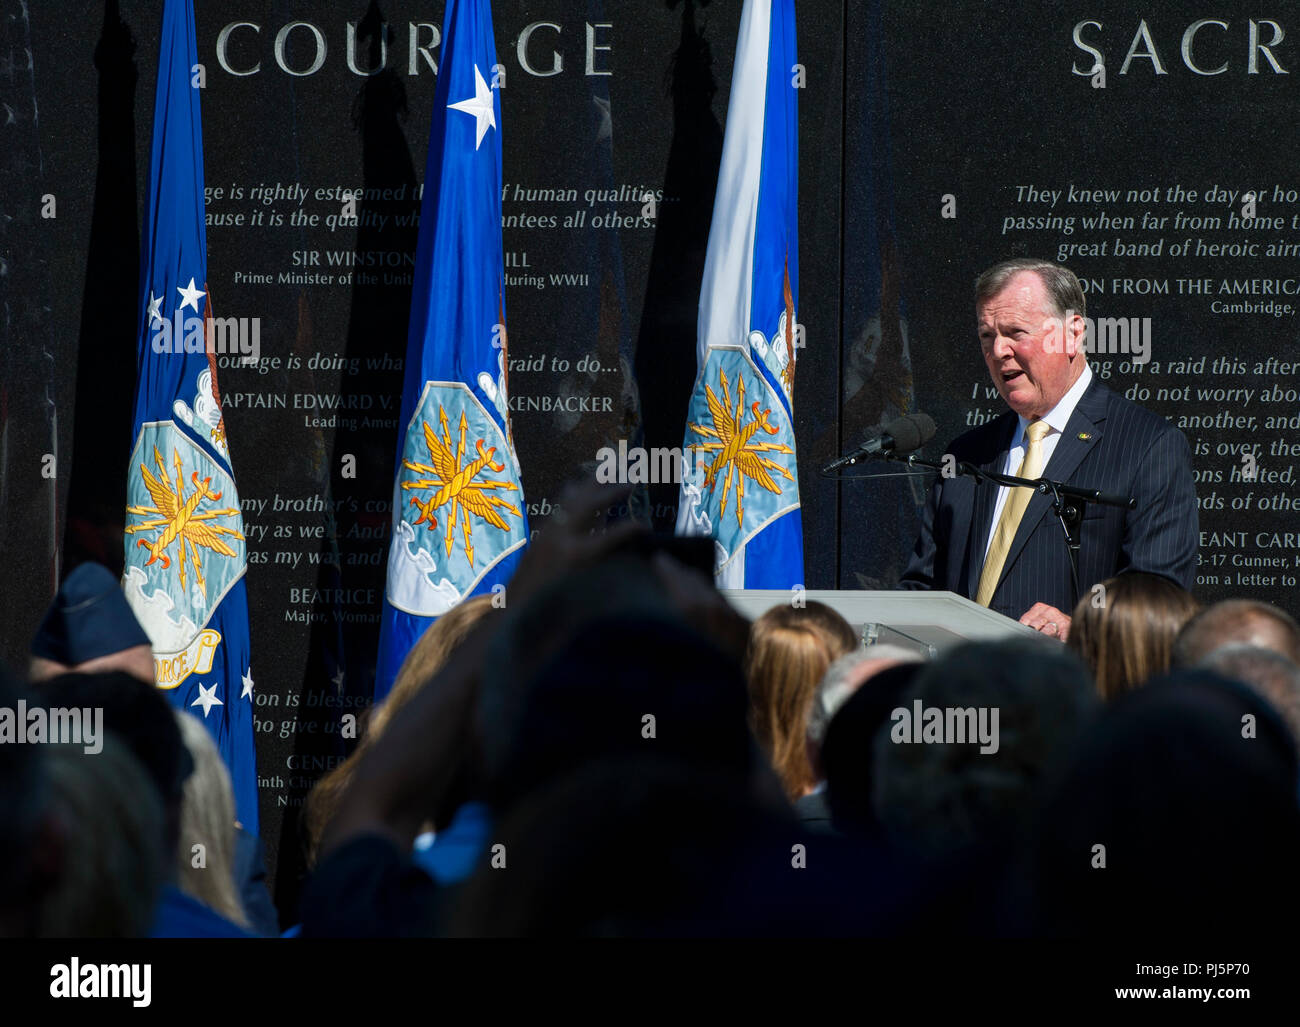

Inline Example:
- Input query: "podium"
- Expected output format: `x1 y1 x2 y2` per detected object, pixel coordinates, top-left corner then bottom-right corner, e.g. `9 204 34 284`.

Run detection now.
720 589 1038 659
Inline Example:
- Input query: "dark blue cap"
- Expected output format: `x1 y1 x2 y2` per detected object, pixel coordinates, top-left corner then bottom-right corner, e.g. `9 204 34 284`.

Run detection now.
31 562 152 665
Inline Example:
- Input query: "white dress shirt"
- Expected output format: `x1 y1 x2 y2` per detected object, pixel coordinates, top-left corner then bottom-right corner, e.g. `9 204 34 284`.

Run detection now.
984 363 1094 558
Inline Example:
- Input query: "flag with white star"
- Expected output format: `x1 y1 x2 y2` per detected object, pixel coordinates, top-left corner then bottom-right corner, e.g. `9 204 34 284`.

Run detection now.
374 0 528 700
123 0 258 832
675 0 803 589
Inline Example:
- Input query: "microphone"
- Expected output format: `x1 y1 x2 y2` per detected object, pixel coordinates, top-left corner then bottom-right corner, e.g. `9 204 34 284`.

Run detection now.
821 412 937 473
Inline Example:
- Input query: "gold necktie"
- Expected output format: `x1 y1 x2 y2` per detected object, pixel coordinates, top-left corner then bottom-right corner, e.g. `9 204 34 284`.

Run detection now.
975 419 1051 607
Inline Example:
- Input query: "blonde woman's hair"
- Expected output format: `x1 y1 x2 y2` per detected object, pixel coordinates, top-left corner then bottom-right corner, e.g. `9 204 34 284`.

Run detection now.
38 739 166 937
1069 573 1201 700
174 711 247 927
302 594 496 865
744 602 859 800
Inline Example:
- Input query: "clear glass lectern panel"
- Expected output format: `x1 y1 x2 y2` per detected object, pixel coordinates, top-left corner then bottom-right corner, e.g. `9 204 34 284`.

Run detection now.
860 622 939 660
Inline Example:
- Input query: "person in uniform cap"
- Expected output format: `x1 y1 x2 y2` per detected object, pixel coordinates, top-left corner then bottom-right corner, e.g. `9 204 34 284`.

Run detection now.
29 562 155 685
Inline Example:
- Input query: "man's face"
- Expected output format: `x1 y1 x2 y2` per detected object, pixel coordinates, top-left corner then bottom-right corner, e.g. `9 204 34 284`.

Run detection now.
977 271 1084 419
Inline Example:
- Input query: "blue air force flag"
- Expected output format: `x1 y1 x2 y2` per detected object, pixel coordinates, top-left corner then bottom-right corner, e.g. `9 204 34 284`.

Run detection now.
375 0 528 701
676 0 803 589
123 0 258 832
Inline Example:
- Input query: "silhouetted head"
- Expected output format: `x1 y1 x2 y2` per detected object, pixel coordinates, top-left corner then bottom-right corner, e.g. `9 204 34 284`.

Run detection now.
807 644 923 783
822 660 923 837
36 739 166 937
34 671 191 862
1030 670 1300 937
483 611 753 816
873 639 1096 862
1173 598 1300 668
1198 643 1300 749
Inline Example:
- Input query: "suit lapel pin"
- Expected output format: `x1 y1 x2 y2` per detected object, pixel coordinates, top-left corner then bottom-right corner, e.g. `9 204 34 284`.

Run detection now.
1077 432 1092 441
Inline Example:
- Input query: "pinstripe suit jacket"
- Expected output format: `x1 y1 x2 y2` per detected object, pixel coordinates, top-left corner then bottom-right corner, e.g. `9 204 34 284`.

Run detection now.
898 378 1198 620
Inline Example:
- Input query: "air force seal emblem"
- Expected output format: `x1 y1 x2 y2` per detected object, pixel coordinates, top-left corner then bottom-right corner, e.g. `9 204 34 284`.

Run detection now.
386 381 527 617
123 421 245 688
679 345 798 577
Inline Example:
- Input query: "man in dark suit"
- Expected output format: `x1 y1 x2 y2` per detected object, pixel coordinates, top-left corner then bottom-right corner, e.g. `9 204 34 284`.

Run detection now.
898 258 1198 639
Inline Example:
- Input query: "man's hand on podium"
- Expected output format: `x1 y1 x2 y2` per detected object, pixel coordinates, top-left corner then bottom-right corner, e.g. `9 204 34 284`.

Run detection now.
1019 602 1071 641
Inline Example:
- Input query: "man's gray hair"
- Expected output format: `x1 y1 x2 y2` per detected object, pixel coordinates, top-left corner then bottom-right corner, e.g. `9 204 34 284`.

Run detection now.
975 258 1086 320
1173 598 1300 667
1199 643 1300 745
806 644 923 748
